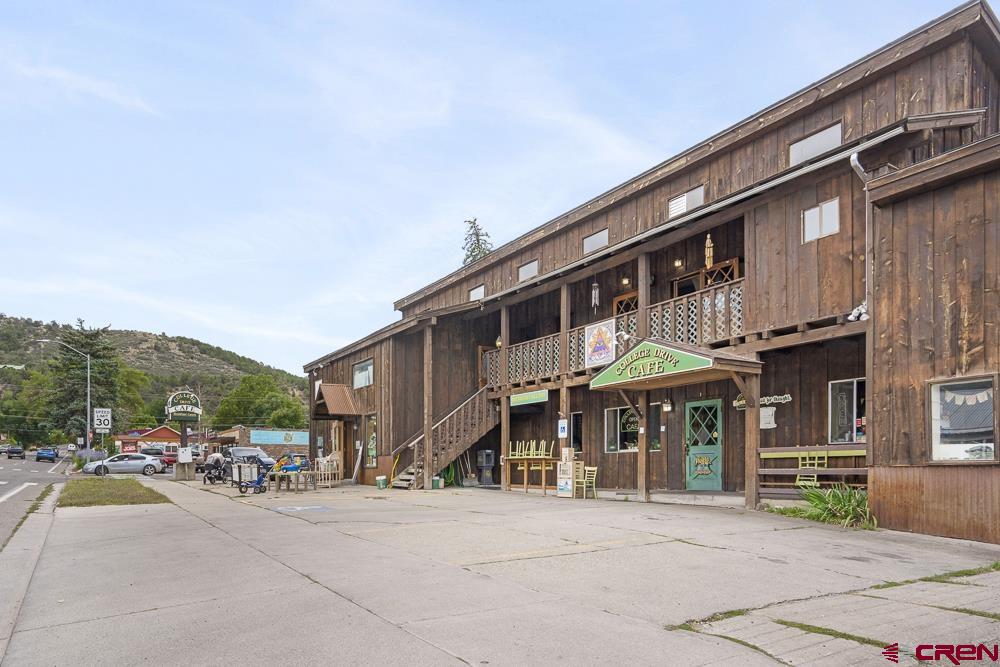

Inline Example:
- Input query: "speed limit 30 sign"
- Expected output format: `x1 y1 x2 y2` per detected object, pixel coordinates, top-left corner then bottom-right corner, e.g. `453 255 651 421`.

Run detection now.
94 408 112 434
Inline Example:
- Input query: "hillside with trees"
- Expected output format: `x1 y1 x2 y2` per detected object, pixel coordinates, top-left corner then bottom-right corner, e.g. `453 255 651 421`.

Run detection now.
0 315 307 446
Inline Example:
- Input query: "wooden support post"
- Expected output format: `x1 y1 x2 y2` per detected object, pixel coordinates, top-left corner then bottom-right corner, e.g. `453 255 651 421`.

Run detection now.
423 325 434 490
500 305 510 490
637 253 650 339
637 390 650 502
558 283 570 452
743 373 760 510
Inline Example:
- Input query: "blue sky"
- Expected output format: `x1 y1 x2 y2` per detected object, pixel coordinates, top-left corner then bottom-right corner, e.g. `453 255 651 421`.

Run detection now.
0 0 958 374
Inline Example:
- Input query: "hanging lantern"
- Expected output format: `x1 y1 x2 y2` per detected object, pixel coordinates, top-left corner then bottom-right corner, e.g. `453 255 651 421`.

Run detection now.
591 281 600 313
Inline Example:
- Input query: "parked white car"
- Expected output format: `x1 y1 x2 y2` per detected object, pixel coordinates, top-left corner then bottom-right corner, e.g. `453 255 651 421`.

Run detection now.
83 453 165 477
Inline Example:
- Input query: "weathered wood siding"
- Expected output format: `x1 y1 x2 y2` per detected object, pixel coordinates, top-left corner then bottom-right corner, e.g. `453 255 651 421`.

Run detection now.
399 37 992 319
744 165 866 332
869 167 999 543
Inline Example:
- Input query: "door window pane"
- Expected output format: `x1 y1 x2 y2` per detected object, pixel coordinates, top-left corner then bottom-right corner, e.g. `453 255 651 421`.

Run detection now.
829 379 865 444
364 415 378 467
931 378 995 461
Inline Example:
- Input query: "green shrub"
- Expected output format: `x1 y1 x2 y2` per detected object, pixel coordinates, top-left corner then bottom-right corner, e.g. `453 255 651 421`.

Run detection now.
799 484 877 529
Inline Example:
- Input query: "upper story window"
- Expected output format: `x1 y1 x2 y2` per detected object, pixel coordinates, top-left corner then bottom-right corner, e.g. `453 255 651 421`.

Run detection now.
583 228 609 255
352 358 374 389
930 377 995 462
668 185 705 219
468 284 485 301
802 197 840 243
518 259 539 282
789 122 842 166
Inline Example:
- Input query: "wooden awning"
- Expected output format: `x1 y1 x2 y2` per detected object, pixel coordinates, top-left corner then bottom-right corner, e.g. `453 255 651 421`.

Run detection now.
589 338 761 392
314 383 361 418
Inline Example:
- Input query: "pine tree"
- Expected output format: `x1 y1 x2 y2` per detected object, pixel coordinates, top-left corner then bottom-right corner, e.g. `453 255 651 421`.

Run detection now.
48 320 121 445
462 217 493 265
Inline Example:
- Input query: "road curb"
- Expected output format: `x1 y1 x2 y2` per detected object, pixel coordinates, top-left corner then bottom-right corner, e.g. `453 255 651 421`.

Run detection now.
0 483 62 665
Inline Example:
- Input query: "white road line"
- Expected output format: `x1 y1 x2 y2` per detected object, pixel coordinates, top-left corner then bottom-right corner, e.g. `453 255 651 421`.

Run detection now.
0 481 7 485
0 482 38 504
47 458 64 474
12 468 22 472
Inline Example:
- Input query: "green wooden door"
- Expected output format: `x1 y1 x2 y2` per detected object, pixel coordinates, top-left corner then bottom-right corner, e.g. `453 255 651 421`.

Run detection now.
685 399 723 491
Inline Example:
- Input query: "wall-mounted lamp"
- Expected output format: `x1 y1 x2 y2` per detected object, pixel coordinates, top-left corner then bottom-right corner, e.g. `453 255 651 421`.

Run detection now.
621 276 631 287
495 336 502 349
673 258 684 269
662 399 673 413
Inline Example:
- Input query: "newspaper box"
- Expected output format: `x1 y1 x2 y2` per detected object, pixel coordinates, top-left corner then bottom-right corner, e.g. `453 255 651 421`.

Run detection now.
557 461 583 497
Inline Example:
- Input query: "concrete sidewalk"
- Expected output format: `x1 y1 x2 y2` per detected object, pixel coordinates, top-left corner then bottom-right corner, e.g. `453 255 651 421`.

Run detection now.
3 481 999 666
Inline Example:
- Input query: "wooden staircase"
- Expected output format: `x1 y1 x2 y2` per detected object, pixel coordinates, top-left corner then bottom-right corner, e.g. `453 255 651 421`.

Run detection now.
391 387 498 489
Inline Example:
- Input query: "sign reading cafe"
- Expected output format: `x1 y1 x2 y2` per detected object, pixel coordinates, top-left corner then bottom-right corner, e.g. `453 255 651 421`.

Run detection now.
590 340 713 389
165 390 202 422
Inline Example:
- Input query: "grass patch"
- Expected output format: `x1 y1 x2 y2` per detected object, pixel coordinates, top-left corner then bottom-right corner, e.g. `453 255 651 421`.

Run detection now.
773 619 888 648
870 561 1000 590
58 478 170 508
666 607 750 631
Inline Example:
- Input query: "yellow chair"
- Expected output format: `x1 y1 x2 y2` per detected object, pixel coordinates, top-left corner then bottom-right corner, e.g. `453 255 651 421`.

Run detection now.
574 466 598 499
795 453 828 488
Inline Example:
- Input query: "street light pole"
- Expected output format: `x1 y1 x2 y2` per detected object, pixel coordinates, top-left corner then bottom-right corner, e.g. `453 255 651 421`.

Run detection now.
36 339 91 448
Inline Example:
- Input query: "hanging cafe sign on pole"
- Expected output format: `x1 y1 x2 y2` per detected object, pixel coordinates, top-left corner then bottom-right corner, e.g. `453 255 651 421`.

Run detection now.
165 390 202 422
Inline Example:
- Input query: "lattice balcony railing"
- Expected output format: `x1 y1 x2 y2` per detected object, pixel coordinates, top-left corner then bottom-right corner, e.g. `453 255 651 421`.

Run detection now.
647 278 745 346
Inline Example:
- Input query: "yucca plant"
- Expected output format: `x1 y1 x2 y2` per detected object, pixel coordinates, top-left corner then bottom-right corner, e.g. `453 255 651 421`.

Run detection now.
799 484 877 529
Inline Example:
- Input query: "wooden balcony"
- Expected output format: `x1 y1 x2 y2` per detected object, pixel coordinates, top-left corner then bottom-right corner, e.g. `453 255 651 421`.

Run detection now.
648 278 745 346
483 278 745 389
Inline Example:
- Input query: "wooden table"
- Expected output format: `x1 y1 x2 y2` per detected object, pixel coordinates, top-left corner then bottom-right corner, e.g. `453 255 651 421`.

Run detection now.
504 456 559 495
271 470 318 495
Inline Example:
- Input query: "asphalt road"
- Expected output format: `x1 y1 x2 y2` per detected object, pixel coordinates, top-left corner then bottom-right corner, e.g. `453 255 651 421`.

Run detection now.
0 454 69 546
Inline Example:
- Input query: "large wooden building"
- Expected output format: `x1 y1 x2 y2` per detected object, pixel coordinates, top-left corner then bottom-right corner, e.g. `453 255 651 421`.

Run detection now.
305 1 1000 545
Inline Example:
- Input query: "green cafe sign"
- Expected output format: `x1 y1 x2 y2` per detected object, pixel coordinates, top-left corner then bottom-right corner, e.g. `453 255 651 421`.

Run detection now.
510 389 549 407
590 341 712 389
165 390 202 422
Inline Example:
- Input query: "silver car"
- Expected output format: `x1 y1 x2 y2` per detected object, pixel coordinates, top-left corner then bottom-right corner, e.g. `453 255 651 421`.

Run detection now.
83 453 164 477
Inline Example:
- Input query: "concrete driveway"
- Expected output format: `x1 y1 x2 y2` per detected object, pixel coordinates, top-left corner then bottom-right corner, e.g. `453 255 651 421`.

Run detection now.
2 481 998 666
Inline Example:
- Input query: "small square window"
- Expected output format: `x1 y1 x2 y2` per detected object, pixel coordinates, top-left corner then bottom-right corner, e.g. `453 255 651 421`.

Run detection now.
518 259 539 282
352 359 374 389
802 197 839 243
930 377 995 461
583 228 609 255
468 284 485 301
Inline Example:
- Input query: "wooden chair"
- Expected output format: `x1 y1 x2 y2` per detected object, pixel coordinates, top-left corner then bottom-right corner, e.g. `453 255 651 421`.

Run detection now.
795 453 828 488
529 440 554 473
574 466 598 499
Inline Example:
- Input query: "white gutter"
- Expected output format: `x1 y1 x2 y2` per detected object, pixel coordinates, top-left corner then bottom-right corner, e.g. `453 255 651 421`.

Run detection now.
481 125 907 304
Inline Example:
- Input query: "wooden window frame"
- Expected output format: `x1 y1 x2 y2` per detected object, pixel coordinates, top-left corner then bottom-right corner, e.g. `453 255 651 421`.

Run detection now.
583 228 609 255
569 411 583 453
613 290 639 315
352 358 374 389
468 284 485 301
668 185 706 219
362 413 378 468
924 373 999 466
801 196 840 244
788 120 843 167
827 377 866 445
517 259 539 283
603 404 661 454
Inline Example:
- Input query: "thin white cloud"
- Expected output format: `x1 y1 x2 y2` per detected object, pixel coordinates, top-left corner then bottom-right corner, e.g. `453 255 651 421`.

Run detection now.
13 63 159 116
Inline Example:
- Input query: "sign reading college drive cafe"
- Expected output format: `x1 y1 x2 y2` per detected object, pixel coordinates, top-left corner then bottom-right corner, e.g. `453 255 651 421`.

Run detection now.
590 340 713 389
165 390 202 422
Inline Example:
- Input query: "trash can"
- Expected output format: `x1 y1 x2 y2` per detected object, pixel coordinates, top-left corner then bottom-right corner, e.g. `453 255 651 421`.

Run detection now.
431 476 443 489
375 475 388 489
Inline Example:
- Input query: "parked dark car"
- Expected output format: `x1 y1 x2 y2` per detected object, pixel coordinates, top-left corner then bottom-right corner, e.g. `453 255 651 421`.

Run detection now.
6 446 25 459
35 447 57 463
140 447 176 470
